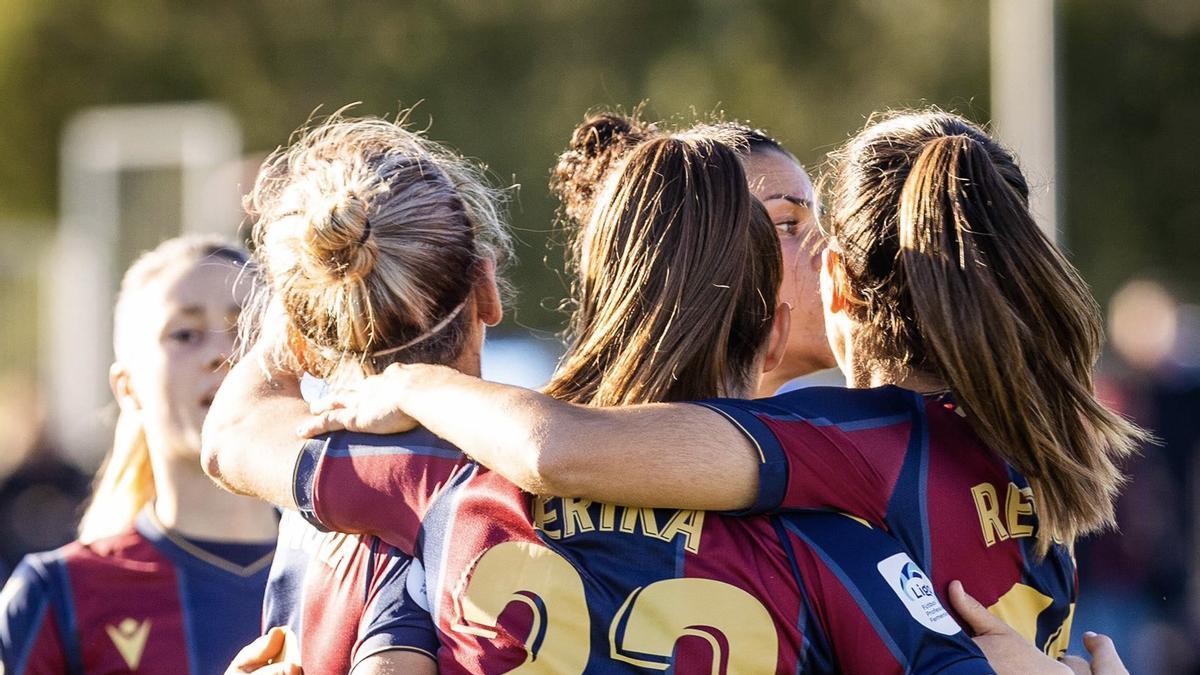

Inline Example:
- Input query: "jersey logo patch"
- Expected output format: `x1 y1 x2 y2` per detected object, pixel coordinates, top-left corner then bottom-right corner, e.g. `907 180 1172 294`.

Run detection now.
876 553 961 636
106 618 151 669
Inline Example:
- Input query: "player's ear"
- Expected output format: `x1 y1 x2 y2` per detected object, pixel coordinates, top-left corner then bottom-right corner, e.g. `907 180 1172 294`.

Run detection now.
821 248 852 315
109 362 141 412
285 324 320 374
761 303 792 374
473 256 502 327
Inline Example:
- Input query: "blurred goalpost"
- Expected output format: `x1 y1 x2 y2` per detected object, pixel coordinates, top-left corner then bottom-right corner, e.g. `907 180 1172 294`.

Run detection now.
46 103 243 465
991 0 1060 244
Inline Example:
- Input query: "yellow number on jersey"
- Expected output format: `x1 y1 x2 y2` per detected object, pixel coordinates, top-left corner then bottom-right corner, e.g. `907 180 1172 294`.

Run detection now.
452 542 590 673
610 578 778 672
988 583 1075 658
454 543 779 673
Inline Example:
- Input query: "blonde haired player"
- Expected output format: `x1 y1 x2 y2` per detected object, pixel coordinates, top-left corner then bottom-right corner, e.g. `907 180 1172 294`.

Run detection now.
0 236 277 674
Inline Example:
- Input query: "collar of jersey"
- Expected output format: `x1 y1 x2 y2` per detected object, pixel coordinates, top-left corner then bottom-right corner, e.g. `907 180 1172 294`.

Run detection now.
135 507 274 578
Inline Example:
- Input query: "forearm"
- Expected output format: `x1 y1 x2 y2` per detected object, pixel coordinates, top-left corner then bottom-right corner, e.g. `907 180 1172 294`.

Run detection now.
352 651 437 675
202 348 307 509
383 364 760 510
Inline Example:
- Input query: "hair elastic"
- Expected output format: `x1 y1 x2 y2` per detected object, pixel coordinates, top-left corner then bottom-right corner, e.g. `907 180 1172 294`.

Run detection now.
369 299 469 358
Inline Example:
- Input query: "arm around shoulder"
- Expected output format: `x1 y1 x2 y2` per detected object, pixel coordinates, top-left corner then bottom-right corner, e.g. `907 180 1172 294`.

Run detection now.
309 363 762 510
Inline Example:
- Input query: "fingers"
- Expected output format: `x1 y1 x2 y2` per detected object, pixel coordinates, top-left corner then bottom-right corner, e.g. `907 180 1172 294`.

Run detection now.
228 628 287 672
1059 655 1091 675
1082 631 1128 675
948 580 1010 637
296 410 351 438
309 397 348 415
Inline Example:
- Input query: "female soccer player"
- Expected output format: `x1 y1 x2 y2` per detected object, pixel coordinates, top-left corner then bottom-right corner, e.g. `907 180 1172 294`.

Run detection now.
206 118 995 672
300 110 1144 659
716 122 836 394
551 114 834 396
0 236 279 674
235 117 488 674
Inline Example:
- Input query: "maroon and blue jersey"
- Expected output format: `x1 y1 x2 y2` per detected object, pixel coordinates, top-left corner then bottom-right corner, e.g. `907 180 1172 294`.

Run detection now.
0 510 273 674
262 510 438 672
294 429 992 673
699 385 1077 657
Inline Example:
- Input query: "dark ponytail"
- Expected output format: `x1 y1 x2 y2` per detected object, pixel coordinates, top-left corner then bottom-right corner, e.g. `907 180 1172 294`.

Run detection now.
550 111 658 228
830 111 1145 554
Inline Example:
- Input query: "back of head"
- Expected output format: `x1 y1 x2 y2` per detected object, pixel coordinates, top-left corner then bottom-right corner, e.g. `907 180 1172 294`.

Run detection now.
701 121 798 163
550 111 658 228
826 109 1144 552
80 234 249 543
546 131 781 406
245 113 511 378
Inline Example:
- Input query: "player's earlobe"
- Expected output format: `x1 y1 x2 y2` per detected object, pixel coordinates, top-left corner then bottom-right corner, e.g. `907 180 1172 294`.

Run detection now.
285 324 320 374
761 302 792 374
821 248 850 314
109 362 141 412
474 256 503 328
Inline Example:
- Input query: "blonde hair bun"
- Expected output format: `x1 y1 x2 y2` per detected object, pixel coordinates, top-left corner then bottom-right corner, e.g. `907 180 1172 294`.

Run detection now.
245 110 512 379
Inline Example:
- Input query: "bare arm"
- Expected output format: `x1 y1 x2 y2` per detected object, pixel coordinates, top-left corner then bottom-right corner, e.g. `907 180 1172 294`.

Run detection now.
301 363 761 511
351 651 437 675
202 342 309 510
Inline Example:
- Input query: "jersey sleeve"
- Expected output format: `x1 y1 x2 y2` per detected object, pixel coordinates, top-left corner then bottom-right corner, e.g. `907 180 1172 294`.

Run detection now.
777 512 994 674
0 556 70 673
696 386 914 520
352 544 438 668
295 429 469 555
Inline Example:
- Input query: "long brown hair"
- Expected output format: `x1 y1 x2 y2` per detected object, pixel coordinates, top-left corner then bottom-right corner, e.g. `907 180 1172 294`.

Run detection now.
826 109 1143 552
546 128 782 406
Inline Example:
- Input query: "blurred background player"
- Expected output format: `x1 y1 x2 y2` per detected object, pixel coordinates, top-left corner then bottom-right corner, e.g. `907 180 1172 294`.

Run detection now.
1072 277 1200 671
0 236 278 674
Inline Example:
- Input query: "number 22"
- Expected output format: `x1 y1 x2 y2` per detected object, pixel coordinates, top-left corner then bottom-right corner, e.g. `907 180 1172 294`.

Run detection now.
452 542 779 673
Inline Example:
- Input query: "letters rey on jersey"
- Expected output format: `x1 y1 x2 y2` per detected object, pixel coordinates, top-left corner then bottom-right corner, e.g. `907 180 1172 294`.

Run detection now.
971 481 1036 547
532 497 706 554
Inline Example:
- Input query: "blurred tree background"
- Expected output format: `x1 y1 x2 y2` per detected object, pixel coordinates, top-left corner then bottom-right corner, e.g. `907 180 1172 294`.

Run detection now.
2 0 1195 338
1 1 1200 667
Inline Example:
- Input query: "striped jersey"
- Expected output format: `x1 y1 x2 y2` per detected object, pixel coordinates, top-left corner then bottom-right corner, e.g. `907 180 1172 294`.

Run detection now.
0 510 272 674
699 385 1077 657
261 510 438 672
293 429 992 673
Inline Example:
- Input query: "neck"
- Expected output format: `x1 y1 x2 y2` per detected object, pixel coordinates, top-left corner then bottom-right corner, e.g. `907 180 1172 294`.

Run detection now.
447 333 484 378
844 361 949 394
150 448 277 542
755 369 789 398
840 339 948 393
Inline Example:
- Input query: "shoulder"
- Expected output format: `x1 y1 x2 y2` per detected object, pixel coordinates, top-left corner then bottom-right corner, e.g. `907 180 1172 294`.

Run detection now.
757 385 919 422
698 385 920 427
301 428 466 480
7 530 159 597
1 548 76 644
3 550 65 611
